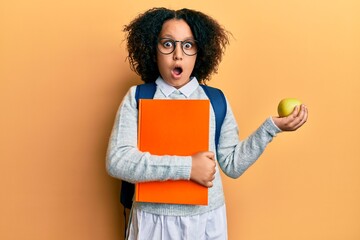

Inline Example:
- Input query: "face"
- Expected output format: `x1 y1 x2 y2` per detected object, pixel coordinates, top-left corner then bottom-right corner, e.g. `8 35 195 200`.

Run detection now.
157 19 197 88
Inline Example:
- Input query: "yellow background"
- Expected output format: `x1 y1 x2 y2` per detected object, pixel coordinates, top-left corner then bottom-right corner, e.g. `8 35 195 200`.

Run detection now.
1 0 359 239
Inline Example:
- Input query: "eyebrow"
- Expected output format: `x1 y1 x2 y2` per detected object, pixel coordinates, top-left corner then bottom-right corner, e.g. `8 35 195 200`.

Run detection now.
160 34 195 40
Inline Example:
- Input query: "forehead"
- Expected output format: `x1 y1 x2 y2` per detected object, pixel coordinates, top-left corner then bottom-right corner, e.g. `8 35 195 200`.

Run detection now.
159 19 194 39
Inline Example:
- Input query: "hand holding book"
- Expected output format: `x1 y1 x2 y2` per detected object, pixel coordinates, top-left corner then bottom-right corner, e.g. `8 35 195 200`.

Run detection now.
190 151 216 188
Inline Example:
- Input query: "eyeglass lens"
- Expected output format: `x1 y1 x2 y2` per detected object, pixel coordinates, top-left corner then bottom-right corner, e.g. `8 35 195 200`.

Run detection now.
158 38 198 56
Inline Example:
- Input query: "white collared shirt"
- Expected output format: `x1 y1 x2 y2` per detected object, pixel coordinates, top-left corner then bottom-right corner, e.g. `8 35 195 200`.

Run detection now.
155 76 199 98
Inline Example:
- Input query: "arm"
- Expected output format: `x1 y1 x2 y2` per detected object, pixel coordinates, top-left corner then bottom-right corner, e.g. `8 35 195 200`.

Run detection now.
217 101 308 179
216 100 281 179
106 87 192 183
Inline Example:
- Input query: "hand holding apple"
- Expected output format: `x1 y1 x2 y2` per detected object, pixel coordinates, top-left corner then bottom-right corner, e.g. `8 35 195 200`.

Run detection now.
272 98 308 131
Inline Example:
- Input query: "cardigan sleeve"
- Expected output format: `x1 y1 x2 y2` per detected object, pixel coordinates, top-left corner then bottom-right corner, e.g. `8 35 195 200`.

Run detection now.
216 98 282 179
106 86 192 183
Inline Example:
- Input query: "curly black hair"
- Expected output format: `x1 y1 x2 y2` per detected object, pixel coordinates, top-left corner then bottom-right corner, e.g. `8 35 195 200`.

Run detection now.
124 8 230 83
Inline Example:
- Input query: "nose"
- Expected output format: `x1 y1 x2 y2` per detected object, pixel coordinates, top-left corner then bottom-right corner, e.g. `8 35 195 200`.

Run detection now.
173 42 183 60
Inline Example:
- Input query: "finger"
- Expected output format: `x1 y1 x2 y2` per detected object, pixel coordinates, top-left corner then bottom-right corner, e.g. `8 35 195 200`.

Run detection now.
298 105 307 120
289 105 301 118
295 106 308 129
207 181 213 188
288 105 306 126
205 151 215 160
290 106 308 130
282 106 300 128
298 104 307 117
289 106 304 125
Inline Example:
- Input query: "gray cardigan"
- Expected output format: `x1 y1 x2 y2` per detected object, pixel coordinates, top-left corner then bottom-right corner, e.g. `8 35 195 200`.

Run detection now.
106 79 281 216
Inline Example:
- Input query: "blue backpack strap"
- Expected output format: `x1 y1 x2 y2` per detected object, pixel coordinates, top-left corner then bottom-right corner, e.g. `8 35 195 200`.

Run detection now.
135 82 157 109
200 84 227 151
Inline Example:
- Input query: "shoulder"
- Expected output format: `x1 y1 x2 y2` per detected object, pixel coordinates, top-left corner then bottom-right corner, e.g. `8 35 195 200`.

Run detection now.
199 85 226 99
118 85 138 111
199 84 228 112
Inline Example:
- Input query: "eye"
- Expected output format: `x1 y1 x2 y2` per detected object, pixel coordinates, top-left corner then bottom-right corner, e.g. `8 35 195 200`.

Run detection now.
183 41 193 49
162 40 174 49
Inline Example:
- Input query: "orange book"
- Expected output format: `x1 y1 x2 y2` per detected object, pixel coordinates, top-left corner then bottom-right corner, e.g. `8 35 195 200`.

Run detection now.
135 99 210 205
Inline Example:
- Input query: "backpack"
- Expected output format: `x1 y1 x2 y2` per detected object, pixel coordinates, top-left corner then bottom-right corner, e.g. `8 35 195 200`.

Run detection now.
120 82 227 210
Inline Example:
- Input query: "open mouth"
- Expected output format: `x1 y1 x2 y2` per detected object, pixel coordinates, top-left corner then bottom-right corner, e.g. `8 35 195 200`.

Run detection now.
172 67 183 76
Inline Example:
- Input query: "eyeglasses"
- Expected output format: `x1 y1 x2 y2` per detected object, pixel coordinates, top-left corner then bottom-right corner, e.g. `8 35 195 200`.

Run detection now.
157 38 198 56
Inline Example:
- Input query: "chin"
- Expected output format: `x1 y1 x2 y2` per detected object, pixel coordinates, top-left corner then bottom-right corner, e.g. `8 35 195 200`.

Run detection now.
176 79 190 87
164 77 188 87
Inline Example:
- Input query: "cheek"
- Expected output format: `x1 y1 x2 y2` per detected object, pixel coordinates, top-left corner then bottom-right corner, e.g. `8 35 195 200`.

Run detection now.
156 56 170 75
189 57 197 70
156 53 164 68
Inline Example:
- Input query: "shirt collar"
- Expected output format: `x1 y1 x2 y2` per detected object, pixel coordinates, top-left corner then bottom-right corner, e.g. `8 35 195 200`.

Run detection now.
155 76 199 98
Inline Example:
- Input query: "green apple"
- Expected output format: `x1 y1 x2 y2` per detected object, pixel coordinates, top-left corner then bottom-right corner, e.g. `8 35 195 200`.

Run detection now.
277 98 302 117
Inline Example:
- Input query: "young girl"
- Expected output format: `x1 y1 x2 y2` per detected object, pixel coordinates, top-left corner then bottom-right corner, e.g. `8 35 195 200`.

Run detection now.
107 7 308 239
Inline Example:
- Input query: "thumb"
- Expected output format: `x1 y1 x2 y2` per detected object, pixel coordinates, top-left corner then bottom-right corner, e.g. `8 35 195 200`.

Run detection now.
204 151 215 160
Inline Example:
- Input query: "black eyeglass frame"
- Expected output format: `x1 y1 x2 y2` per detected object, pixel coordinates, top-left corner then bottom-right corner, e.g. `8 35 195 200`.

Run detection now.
157 38 198 56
